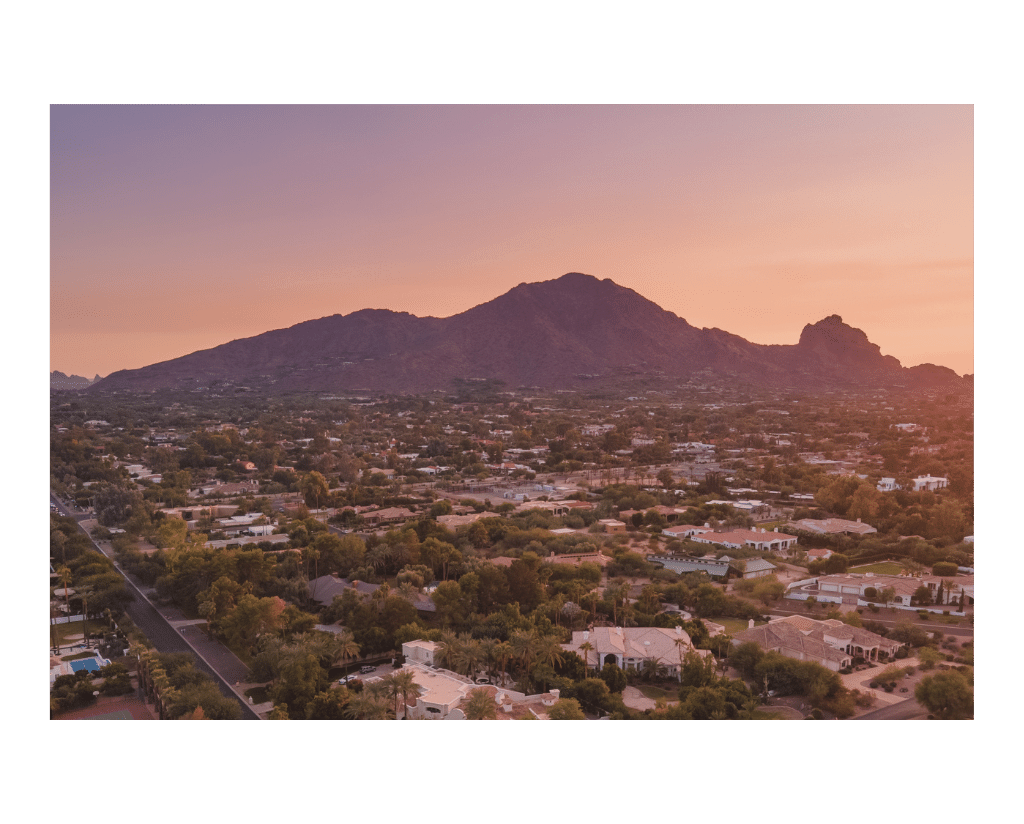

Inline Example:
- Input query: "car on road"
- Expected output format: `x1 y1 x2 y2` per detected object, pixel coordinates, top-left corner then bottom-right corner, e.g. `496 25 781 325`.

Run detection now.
360 665 376 674
338 674 359 685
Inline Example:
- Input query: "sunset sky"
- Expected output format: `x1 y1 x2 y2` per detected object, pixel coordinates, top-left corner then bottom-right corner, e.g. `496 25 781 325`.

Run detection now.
50 104 973 378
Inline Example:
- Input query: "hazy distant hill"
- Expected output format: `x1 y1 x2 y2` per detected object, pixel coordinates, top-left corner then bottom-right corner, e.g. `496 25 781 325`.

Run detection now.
91 273 969 394
51 371 100 391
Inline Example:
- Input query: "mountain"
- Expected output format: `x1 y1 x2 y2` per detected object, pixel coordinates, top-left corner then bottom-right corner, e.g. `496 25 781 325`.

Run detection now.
91 273 968 394
51 371 99 390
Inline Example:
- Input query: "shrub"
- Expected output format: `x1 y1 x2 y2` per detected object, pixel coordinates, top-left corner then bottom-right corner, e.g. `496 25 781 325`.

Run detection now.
853 689 875 708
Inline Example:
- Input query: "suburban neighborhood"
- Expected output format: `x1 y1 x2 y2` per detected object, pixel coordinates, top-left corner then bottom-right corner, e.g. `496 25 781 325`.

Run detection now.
49 379 973 721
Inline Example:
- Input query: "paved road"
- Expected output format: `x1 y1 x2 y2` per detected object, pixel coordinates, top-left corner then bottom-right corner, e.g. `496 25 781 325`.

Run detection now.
857 697 929 720
52 493 260 719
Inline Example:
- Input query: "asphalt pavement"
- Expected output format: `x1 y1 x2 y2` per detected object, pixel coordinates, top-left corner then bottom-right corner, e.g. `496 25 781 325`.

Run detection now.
53 493 260 719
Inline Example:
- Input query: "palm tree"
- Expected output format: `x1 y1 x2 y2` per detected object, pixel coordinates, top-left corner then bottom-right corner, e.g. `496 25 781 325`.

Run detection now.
377 673 400 718
457 636 485 679
463 687 497 720
478 637 498 681
510 630 539 685
578 641 595 675
389 669 421 719
674 636 689 683
436 630 460 670
345 691 392 720
535 635 565 672
335 631 360 668
55 564 73 637
491 640 513 686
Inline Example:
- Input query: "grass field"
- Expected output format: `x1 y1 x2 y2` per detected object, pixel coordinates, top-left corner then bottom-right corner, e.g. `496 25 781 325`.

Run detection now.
712 616 768 635
50 619 107 650
849 562 904 575
635 684 676 702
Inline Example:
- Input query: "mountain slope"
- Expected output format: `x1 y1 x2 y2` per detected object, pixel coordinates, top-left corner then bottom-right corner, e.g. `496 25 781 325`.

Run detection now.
91 273 967 393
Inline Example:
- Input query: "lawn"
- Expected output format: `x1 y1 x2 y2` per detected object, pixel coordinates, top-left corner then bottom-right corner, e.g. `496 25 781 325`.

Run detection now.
849 562 904 575
712 616 767 635
245 686 272 704
50 620 107 650
635 684 676 702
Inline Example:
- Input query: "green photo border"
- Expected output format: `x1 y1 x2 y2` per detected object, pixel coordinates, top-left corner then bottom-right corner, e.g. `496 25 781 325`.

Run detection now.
9 6 1007 822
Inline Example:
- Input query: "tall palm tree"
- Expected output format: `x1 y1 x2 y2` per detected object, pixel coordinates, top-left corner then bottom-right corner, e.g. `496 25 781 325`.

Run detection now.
674 636 689 683
463 687 497 720
379 673 402 718
436 630 460 670
55 564 73 636
510 630 539 685
478 637 498 681
535 634 565 672
389 669 421 719
491 640 513 686
345 692 392 720
457 636 484 679
578 641 595 675
335 631 360 667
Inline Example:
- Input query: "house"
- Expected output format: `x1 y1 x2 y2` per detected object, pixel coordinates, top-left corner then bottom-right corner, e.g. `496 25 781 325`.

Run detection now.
662 524 713 540
648 556 730 579
732 615 903 671
911 475 948 492
306 574 436 615
436 512 497 529
598 519 627 534
802 572 974 607
518 501 570 517
562 626 711 680
190 480 260 497
360 506 416 527
690 528 798 553
397 644 561 719
792 518 877 536
402 639 442 667
544 551 609 568
563 500 595 512
877 477 899 492
731 558 777 579
806 548 834 561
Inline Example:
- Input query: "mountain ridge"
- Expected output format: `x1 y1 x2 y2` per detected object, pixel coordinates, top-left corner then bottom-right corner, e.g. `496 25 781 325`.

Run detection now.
90 273 968 394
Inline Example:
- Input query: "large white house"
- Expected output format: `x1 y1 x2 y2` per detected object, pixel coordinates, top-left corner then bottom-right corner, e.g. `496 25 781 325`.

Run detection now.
911 475 948 492
690 528 798 553
733 615 903 671
562 626 710 679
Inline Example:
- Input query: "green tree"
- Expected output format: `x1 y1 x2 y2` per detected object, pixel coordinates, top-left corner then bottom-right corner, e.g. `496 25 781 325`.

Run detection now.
823 553 850 574
679 650 717 688
915 670 973 719
300 471 329 511
463 687 498 719
917 646 942 670
305 687 353 719
547 697 586 719
599 662 627 693
271 652 327 718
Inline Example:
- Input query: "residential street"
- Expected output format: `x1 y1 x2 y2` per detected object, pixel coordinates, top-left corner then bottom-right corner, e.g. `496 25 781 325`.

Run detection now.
53 493 260 719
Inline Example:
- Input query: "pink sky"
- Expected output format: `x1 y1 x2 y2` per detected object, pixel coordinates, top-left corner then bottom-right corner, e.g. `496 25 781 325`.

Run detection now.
50 105 973 378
